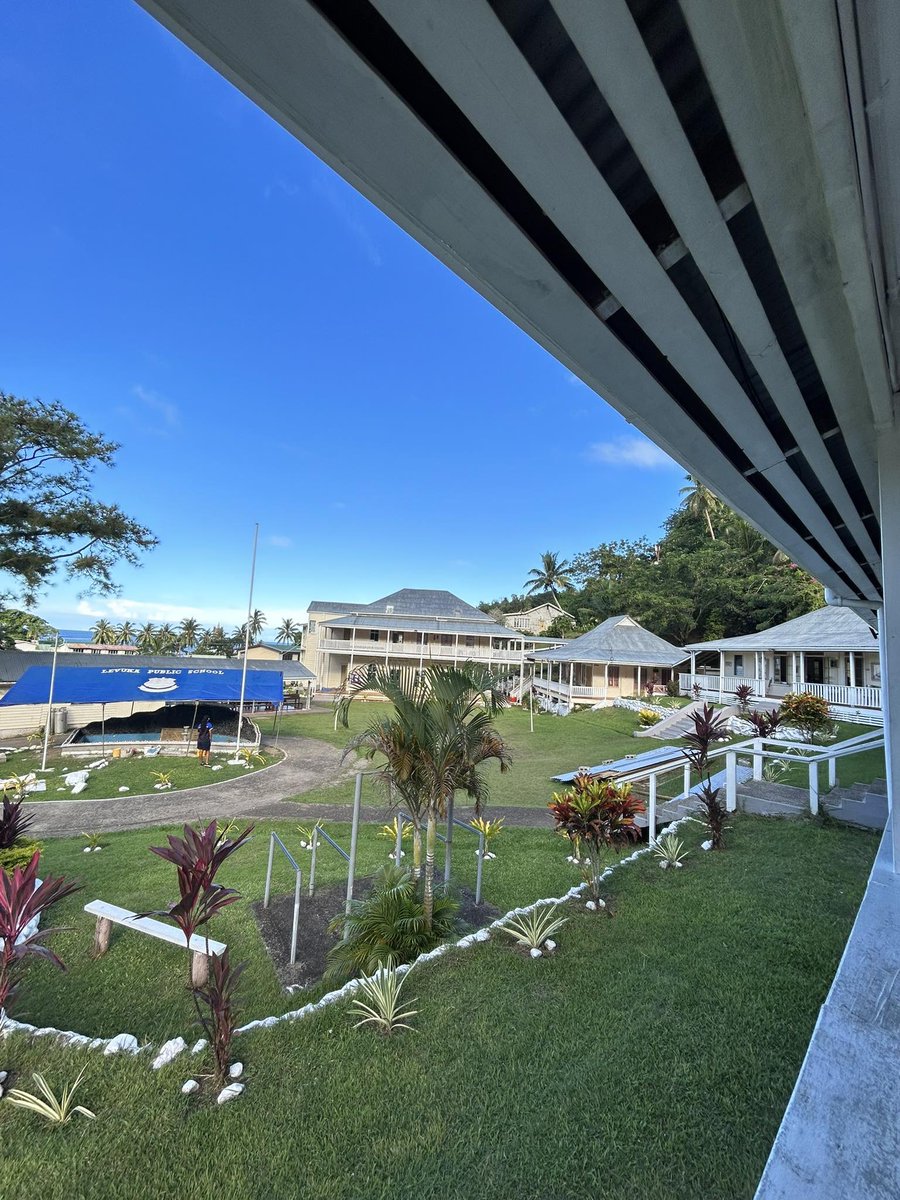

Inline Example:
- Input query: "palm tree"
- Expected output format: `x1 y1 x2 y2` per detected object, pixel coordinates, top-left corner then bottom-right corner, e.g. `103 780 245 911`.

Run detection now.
154 623 177 654
179 617 202 652
523 552 573 605
339 663 512 928
275 617 301 645
679 475 723 541
136 622 156 652
91 619 115 645
248 609 266 643
116 621 136 645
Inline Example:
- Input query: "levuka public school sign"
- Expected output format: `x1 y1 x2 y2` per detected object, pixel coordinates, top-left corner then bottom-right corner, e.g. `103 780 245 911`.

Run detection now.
0 665 284 706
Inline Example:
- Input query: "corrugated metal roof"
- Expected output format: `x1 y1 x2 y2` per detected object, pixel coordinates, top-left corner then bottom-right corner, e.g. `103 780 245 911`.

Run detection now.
0 650 315 684
685 606 878 653
307 601 367 614
528 615 686 666
324 614 525 639
360 589 490 620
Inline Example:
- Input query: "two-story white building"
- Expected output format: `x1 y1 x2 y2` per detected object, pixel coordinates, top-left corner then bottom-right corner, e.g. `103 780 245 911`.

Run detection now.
302 589 554 692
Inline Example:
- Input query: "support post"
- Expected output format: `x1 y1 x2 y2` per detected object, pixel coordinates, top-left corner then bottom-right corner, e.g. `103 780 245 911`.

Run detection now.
290 870 301 965
725 751 737 812
444 793 454 884
648 772 657 845
394 812 404 867
808 760 819 816
40 633 60 772
345 772 362 930
753 738 763 782
683 762 691 796
191 951 210 988
828 753 837 789
877 419 900 872
475 830 485 905
91 915 112 958
309 828 318 896
264 831 276 908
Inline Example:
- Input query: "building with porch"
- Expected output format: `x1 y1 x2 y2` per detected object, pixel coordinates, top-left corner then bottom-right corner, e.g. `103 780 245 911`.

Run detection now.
528 615 686 710
303 588 554 691
502 602 574 634
681 606 881 721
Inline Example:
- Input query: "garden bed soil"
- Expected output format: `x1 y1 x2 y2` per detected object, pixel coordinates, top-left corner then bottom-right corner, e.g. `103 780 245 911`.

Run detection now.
252 877 500 990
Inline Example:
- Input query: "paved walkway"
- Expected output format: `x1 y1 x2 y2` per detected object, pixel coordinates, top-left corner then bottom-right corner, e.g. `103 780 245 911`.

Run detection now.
24 736 556 837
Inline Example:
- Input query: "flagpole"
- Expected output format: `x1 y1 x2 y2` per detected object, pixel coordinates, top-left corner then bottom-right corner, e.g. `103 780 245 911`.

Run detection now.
40 633 60 771
235 523 260 758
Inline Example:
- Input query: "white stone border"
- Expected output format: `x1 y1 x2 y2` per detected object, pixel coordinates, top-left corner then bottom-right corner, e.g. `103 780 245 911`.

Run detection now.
0 817 702 1064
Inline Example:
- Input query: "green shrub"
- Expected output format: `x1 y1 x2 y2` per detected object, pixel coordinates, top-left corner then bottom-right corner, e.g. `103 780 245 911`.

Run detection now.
638 708 662 727
325 865 459 982
781 692 833 743
0 842 43 875
665 679 680 697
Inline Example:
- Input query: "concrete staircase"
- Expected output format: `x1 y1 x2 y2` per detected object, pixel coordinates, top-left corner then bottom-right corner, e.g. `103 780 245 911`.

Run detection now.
821 777 888 831
636 700 719 740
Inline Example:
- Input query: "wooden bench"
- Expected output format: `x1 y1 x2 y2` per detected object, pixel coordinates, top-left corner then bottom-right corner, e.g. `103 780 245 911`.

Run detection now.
84 900 226 987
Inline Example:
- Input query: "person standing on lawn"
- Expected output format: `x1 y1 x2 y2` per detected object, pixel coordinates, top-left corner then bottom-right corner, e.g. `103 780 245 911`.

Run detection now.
196 719 212 766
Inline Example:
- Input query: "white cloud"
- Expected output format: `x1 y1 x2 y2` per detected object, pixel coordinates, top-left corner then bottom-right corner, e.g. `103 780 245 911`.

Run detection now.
75 599 105 619
586 436 677 470
266 535 293 548
132 385 181 429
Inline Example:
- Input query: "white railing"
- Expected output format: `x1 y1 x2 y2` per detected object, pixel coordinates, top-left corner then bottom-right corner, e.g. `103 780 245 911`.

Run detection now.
678 673 882 712
567 727 885 842
533 678 608 701
318 638 523 662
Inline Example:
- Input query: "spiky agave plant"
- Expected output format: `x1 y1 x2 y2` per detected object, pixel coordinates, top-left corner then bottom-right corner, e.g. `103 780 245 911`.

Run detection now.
500 904 568 956
6 1067 95 1125
349 963 418 1036
325 865 458 982
652 834 689 869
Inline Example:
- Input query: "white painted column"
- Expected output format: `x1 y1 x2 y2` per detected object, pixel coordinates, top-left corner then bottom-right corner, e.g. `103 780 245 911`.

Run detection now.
792 652 799 688
799 651 805 688
718 651 724 702
569 661 574 706
877 418 900 871
349 628 356 678
454 633 459 667
849 652 857 689
689 650 696 690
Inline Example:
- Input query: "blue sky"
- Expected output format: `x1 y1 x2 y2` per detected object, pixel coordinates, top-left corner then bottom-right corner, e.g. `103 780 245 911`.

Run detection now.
1 2 684 635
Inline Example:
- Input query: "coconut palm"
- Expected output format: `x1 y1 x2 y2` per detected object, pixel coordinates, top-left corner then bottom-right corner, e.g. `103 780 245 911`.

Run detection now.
116 621 136 645
523 552 573 605
153 623 178 654
338 663 512 929
248 609 266 643
136 622 156 652
275 617 301 645
679 475 723 541
90 619 116 645
179 617 203 652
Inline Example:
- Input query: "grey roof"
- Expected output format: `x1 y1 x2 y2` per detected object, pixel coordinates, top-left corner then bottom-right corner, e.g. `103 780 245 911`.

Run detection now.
307 601 367 614
325 613 526 640
685 605 879 653
0 650 315 684
528 615 686 667
361 589 489 621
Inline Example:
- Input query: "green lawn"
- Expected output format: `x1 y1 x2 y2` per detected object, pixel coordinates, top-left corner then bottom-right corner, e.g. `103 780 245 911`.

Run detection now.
6 749 275 803
0 815 878 1200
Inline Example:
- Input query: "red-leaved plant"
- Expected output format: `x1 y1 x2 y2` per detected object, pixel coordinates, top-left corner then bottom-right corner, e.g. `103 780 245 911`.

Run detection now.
0 798 34 852
733 683 754 715
748 707 784 738
682 704 730 848
549 774 644 906
0 851 81 1018
146 821 253 973
191 948 247 1087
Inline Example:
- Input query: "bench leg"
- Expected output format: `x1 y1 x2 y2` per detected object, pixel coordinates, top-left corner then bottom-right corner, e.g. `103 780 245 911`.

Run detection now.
92 915 112 958
191 951 210 988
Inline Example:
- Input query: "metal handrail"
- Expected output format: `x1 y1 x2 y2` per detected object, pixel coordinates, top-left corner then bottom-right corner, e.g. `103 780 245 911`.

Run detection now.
395 808 486 905
263 832 302 965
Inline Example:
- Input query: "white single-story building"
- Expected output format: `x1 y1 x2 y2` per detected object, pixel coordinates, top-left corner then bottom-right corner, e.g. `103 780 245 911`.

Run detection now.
681 606 881 721
528 615 686 709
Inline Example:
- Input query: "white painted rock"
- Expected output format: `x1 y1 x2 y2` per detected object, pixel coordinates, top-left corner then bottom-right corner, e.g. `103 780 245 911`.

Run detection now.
92 846 103 852
63 770 89 788
228 1062 243 1079
676 862 684 869
701 840 713 851
529 947 542 959
544 939 557 952
181 1079 200 1095
104 1033 139 1056
597 899 607 908
585 900 597 911
57 787 66 791
0 1071 7 1083
152 1036 187 1070
83 847 92 853
211 765 223 772
119 786 130 793
217 1082 245 1105
191 1039 207 1055
659 861 668 870
473 929 490 942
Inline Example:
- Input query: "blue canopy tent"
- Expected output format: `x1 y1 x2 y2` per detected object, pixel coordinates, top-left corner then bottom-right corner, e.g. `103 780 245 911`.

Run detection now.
1 665 284 757
0 665 284 706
